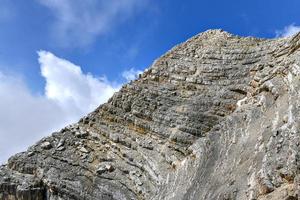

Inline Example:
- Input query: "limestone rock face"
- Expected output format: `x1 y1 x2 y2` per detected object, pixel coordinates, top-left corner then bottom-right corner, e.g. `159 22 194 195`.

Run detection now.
1 30 300 200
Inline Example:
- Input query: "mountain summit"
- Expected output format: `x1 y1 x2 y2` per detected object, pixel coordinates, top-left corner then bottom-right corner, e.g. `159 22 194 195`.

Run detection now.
1 30 300 200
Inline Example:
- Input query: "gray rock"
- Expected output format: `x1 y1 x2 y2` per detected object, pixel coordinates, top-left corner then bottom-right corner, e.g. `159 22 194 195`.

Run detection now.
40 141 52 149
96 164 115 175
56 146 65 151
79 147 89 153
75 130 88 138
56 139 65 148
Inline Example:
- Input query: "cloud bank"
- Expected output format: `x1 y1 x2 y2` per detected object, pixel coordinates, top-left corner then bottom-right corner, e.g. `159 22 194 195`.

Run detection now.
0 51 121 163
276 24 300 38
37 0 148 47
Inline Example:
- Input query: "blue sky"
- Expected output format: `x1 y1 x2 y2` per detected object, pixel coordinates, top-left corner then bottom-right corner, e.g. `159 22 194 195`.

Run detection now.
1 0 300 92
0 0 300 163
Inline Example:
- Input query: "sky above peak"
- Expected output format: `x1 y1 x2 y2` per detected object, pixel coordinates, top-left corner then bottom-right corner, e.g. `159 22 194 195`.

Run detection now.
0 0 300 163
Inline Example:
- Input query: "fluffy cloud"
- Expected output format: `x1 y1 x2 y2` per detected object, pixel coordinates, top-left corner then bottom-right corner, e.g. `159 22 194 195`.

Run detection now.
39 51 119 119
122 68 143 81
37 0 148 47
0 51 120 164
276 24 300 38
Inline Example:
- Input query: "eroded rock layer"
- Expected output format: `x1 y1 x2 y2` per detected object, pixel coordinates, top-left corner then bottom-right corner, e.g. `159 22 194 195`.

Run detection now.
1 30 300 200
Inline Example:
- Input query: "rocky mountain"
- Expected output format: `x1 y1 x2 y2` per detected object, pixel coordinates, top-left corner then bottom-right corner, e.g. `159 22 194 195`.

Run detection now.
1 29 300 200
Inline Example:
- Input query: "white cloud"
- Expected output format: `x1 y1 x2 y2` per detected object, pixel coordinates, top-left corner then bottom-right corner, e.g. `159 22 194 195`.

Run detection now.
0 51 120 164
122 67 143 81
276 24 300 38
38 51 119 119
37 0 148 47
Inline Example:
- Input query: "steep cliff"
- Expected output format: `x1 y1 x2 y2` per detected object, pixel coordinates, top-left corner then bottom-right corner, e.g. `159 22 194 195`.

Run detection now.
1 30 300 200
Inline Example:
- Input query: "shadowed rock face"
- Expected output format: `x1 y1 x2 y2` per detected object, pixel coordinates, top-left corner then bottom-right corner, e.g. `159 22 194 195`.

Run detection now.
1 29 300 200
